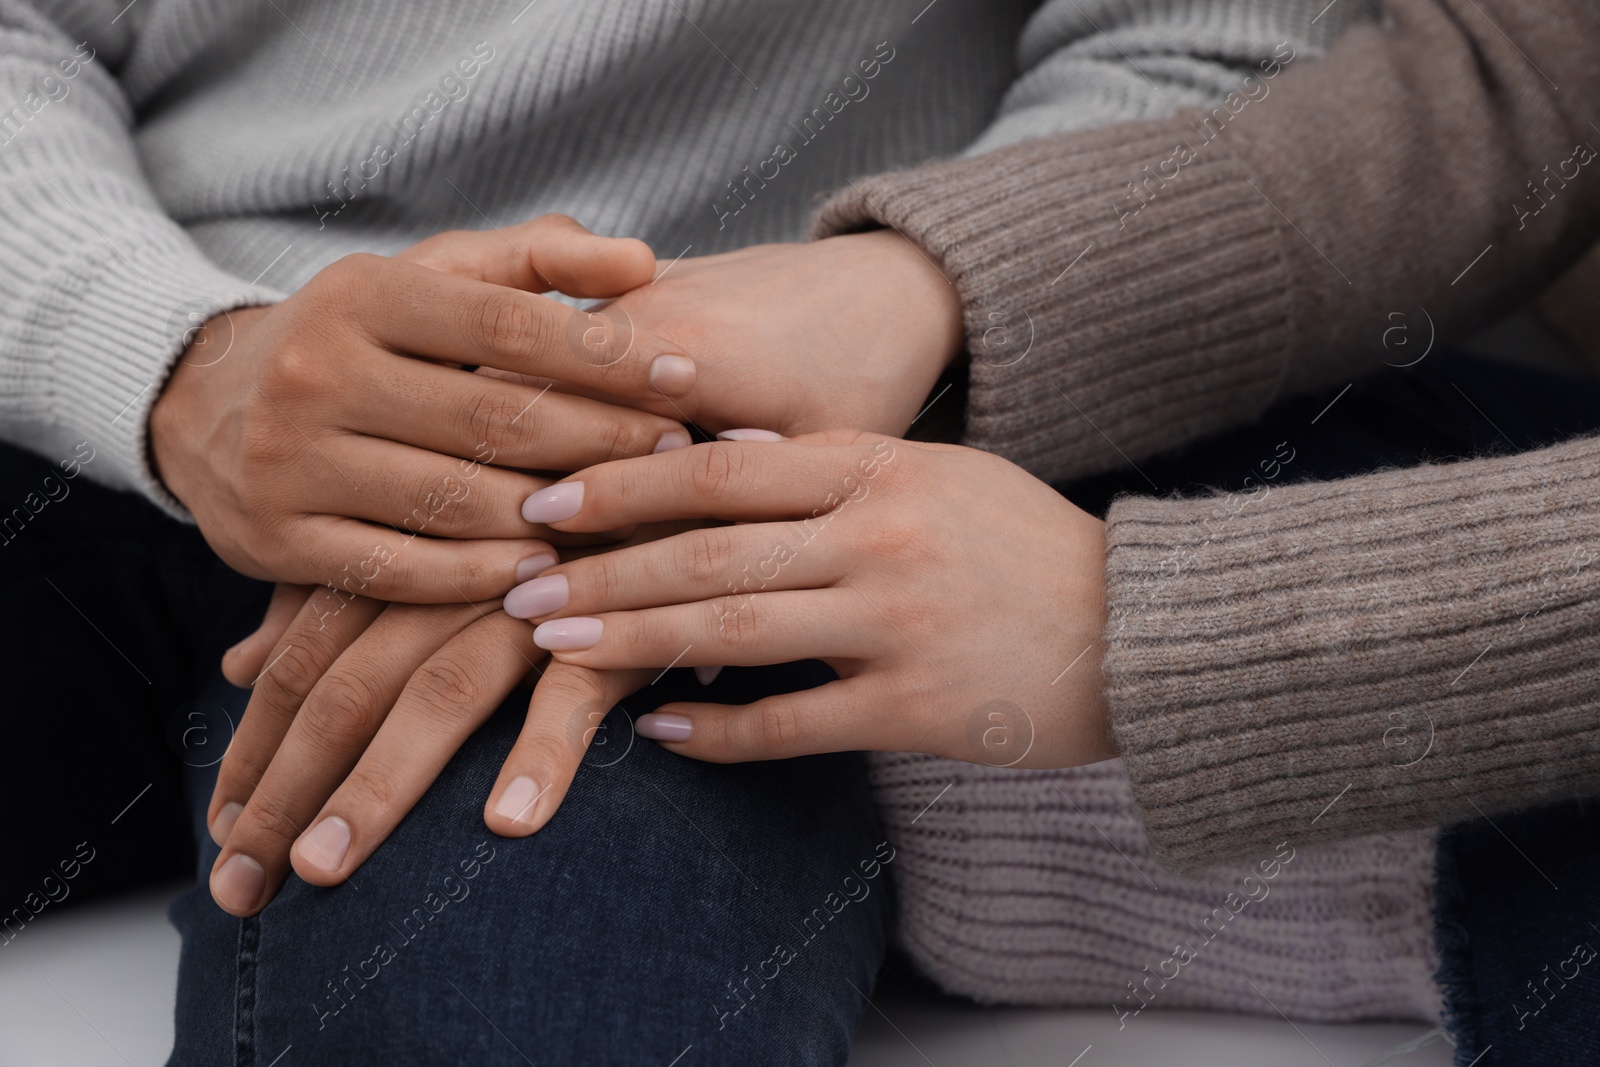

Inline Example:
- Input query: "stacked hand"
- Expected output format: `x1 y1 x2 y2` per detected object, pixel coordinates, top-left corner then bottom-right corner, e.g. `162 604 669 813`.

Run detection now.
188 219 1111 918
505 432 1111 772
151 215 692 602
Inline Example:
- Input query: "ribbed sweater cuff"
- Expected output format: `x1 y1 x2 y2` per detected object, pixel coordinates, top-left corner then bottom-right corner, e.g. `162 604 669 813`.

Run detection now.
1103 434 1600 869
812 118 1293 485
23 229 282 519
868 754 1442 1021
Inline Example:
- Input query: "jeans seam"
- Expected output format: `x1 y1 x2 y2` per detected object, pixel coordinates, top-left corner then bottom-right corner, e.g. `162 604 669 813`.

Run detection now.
235 915 261 1066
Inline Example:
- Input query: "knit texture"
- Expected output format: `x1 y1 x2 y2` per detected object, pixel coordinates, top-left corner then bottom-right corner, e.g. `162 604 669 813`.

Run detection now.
813 0 1600 869
1106 435 1600 866
813 121 1295 487
872 754 1442 1021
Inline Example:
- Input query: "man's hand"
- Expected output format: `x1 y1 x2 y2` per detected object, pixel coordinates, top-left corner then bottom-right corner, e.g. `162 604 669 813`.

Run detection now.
150 216 696 602
205 577 651 916
575 230 965 439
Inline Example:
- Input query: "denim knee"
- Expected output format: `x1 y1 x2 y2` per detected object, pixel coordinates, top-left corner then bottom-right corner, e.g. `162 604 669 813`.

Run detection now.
170 669 893 1066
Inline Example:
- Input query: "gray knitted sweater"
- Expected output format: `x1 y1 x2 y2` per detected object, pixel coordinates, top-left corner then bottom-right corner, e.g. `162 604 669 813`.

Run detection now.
5 0 1594 1019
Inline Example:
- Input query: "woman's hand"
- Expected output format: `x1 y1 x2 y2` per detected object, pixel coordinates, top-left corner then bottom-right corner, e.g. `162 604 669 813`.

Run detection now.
150 215 693 602
581 232 965 438
502 432 1114 771
203 577 650 916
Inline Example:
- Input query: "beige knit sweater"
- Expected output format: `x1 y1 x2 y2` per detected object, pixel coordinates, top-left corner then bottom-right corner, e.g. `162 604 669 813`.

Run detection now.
817 0 1600 871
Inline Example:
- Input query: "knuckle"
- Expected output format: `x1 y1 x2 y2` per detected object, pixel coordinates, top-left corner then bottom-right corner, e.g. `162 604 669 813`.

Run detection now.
246 671 299 725
684 527 736 586
538 666 616 751
342 760 400 819
687 443 744 500
263 341 323 396
300 671 385 749
584 553 629 610
469 290 542 355
242 796 302 850
518 732 579 777
393 457 482 534
219 745 270 795
461 389 529 458
612 608 664 661
596 414 641 460
753 701 803 753
710 593 759 647
447 553 489 598
255 642 324 708
412 658 482 714
411 471 487 535
540 665 611 712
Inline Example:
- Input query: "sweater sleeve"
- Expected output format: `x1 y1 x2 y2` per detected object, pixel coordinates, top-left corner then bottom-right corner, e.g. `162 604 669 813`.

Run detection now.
1104 435 1600 868
0 1 281 517
813 0 1600 487
814 0 1600 868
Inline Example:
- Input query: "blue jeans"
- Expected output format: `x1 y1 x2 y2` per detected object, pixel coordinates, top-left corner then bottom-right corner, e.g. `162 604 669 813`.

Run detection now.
169 668 895 1066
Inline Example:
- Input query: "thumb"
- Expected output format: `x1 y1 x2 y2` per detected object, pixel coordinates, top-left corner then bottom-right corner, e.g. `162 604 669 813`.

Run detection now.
396 213 655 298
221 583 314 687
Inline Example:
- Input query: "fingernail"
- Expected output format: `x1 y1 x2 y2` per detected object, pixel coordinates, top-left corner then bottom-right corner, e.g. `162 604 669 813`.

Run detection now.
210 801 243 846
211 853 266 913
296 816 351 875
716 428 785 442
493 775 541 827
649 354 696 397
521 482 584 524
504 574 569 619
638 712 693 742
532 617 603 651
515 553 558 583
654 429 692 453
695 665 724 686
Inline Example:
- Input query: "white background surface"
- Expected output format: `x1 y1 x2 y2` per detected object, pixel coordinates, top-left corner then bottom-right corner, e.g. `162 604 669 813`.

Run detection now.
0 884 1455 1067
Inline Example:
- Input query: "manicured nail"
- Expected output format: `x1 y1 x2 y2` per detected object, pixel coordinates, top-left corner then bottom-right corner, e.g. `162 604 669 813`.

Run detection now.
532 617 603 651
504 574 569 619
521 482 584 524
210 801 243 846
211 854 266 913
493 775 541 827
638 713 693 742
296 816 351 875
649 354 696 396
716 428 785 442
695 665 724 686
654 429 692 453
515 553 558 583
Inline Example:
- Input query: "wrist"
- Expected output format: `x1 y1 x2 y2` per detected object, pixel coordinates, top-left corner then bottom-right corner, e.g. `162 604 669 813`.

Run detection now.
836 229 965 372
1042 510 1114 768
150 305 266 503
